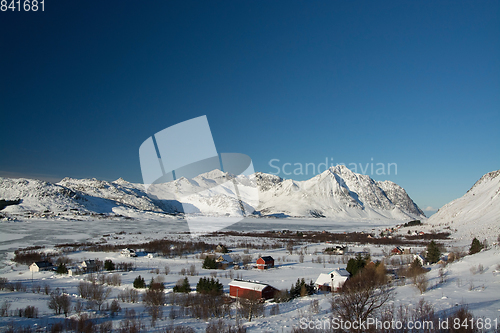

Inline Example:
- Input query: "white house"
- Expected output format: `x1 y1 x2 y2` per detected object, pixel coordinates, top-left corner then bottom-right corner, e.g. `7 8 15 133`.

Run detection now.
80 259 97 272
414 254 427 266
29 261 53 273
147 253 158 259
121 248 137 257
315 268 350 292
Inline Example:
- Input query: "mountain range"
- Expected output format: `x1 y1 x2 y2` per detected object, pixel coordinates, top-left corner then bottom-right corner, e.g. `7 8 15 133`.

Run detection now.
0 166 425 221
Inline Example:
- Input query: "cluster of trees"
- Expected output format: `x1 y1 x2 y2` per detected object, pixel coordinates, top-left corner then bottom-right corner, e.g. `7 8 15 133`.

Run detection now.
275 278 315 302
77 278 112 311
48 290 72 317
196 277 223 295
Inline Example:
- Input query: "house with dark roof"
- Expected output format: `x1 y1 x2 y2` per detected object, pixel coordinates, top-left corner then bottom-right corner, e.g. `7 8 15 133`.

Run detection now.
256 256 274 269
29 261 53 273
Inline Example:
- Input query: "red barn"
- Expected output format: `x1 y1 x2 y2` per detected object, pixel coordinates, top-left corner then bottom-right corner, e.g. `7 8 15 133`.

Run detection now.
256 256 274 269
391 246 404 255
229 280 278 300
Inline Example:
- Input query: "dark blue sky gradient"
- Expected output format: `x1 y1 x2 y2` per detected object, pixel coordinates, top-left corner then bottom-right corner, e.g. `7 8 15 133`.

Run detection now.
1 1 499 213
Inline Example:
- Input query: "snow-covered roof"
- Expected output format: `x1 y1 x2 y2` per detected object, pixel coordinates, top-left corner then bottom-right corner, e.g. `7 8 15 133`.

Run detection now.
315 273 348 288
217 254 233 262
229 280 274 292
328 268 350 277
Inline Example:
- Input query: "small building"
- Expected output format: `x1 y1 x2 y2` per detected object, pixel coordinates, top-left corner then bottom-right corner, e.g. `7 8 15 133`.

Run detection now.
229 280 278 300
29 261 53 273
216 254 233 265
121 248 137 257
391 246 404 255
215 244 229 253
256 256 274 270
315 268 350 292
146 253 158 259
413 254 427 266
81 259 97 272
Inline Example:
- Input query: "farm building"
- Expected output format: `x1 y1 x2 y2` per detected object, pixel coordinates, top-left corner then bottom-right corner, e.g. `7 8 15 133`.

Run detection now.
414 254 427 266
121 248 137 257
391 246 404 255
256 256 274 269
29 261 53 273
216 254 233 265
229 280 279 300
80 259 97 272
315 268 350 292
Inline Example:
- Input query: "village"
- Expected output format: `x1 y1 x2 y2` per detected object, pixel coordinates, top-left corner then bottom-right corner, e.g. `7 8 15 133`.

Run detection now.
0 225 468 332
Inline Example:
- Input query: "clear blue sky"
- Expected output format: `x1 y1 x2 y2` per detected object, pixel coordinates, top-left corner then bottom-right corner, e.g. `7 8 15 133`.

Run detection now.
1 1 499 214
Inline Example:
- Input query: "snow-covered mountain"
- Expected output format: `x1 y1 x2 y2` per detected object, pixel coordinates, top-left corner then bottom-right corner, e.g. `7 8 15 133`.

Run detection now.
254 165 424 219
427 169 500 244
0 166 425 220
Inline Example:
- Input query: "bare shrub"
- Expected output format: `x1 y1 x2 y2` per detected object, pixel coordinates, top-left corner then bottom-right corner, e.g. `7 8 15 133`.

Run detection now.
1 300 11 317
414 274 428 294
238 293 264 322
189 264 197 276
309 299 320 314
164 265 170 275
118 287 139 303
110 299 121 317
205 319 247 333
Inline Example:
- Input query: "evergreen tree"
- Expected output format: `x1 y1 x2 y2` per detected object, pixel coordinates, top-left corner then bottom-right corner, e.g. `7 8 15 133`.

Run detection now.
173 277 191 293
469 238 483 255
56 263 68 274
104 259 115 271
202 256 217 269
346 253 367 276
425 240 441 264
133 275 145 289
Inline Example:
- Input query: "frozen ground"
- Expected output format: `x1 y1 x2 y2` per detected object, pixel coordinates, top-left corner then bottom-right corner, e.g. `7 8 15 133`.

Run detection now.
0 217 499 332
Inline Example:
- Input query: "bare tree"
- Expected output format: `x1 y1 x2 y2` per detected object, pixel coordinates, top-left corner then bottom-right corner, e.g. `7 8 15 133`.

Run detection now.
48 291 72 317
238 292 264 322
331 263 394 329
143 282 165 326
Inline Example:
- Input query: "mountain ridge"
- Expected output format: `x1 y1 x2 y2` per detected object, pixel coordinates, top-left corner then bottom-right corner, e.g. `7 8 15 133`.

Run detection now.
0 167 425 221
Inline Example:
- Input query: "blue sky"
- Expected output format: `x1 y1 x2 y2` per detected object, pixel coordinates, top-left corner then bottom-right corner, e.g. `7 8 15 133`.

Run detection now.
1 1 499 214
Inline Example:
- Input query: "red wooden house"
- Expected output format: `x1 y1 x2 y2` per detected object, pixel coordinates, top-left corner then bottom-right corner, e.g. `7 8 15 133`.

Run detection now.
256 256 274 269
229 280 278 300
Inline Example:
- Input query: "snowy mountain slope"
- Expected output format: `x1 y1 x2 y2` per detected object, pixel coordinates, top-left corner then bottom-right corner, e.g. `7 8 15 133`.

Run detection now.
255 165 424 220
0 177 164 217
427 169 500 244
0 166 425 220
